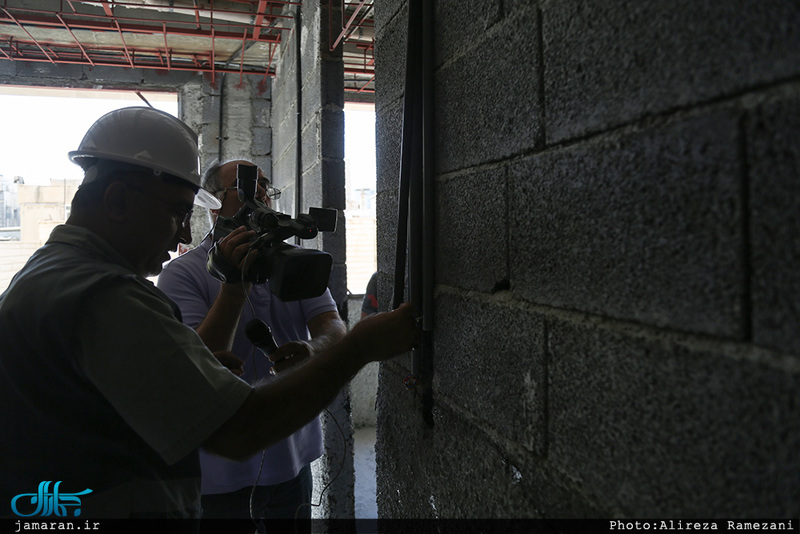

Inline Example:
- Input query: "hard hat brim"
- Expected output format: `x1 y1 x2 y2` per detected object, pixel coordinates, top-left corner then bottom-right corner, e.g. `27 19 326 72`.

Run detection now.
195 188 222 209
70 151 221 209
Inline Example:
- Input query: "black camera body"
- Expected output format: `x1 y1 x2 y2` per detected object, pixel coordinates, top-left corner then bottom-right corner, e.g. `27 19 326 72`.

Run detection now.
206 164 338 301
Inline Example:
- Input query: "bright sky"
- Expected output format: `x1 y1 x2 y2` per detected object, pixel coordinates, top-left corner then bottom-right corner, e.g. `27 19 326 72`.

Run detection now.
344 102 376 191
0 87 376 291
0 88 375 190
0 87 178 186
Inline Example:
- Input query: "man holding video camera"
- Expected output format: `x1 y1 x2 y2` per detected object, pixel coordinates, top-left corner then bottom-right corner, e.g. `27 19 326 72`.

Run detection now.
0 108 417 521
157 159 347 525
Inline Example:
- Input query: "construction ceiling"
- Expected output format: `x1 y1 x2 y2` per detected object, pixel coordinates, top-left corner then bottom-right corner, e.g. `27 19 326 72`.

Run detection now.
0 0 375 94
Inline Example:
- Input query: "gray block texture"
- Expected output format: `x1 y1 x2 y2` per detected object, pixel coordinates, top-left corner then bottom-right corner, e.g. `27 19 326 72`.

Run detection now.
375 100 403 194
747 94 800 354
436 167 507 293
377 359 605 519
510 109 746 338
435 8 543 174
373 3 408 110
0 60 16 76
548 318 800 517
543 0 800 142
433 291 547 456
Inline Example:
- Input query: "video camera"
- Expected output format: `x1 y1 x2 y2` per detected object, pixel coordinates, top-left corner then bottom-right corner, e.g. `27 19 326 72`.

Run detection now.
206 164 338 301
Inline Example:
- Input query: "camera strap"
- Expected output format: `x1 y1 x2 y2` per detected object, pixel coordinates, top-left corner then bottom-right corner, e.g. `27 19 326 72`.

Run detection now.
206 241 242 284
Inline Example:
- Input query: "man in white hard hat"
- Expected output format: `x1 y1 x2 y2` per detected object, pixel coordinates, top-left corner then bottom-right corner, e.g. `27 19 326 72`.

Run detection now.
0 107 418 521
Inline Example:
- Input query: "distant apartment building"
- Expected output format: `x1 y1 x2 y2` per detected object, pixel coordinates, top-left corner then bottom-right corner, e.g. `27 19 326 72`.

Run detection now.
0 175 21 232
0 179 80 291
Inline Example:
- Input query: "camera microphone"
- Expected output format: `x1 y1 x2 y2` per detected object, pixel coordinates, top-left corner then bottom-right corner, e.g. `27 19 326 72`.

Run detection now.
245 319 278 356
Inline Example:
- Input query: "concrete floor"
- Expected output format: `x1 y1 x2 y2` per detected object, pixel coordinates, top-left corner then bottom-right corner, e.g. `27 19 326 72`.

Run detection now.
353 426 378 519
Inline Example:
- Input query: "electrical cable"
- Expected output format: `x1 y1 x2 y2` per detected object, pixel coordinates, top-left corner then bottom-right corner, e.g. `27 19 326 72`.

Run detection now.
292 407 347 522
233 243 347 532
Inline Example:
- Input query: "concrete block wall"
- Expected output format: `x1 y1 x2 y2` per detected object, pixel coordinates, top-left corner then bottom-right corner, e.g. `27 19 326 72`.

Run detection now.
374 0 800 518
180 72 272 241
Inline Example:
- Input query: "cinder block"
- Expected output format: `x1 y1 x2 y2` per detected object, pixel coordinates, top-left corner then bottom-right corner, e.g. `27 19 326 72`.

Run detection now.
179 83 203 125
0 61 16 77
301 75 321 128
300 8 322 72
434 0 505 67
321 158 346 209
375 188 399 285
269 76 288 121
373 0 404 38
271 153 296 202
375 270 393 313
199 123 220 158
436 166 507 293
251 127 271 156
320 107 344 159
543 0 800 142
201 74 222 96
252 101 272 129
273 115 298 165
510 109 745 338
373 5 407 108
434 291 547 456
548 317 800 516
326 263 348 304
376 370 603 518
300 160 324 210
375 357 431 518
375 100 402 193
15 62 85 81
201 95 222 124
320 58 344 109
223 100 254 153
300 133 318 179
271 74 297 131
141 69 195 86
435 8 542 174
748 95 800 354
85 66 142 84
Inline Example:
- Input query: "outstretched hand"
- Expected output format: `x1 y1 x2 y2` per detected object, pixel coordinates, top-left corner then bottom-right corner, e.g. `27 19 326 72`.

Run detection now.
349 302 420 364
268 340 314 375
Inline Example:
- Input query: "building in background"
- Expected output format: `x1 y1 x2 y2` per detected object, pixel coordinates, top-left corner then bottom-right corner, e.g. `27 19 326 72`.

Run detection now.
0 179 79 291
0 175 21 238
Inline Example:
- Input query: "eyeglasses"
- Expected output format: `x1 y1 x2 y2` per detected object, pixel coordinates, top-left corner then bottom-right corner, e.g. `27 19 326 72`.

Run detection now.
216 180 281 201
124 182 193 229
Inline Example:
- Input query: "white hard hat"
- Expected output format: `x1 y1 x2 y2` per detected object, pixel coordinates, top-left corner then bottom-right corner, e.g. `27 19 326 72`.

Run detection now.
69 107 220 209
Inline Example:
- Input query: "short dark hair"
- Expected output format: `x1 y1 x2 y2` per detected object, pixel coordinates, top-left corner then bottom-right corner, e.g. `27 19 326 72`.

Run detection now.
70 178 109 216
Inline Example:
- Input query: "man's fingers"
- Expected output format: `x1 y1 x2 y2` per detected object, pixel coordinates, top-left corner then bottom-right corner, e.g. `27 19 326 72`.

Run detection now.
213 351 245 376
